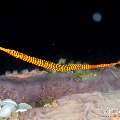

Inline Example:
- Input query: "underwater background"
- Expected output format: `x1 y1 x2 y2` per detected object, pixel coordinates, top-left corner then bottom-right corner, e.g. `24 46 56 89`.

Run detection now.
0 0 120 120
0 0 120 74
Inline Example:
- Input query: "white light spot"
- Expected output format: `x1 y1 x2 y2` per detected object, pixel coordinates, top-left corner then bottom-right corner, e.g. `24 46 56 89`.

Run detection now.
92 12 102 22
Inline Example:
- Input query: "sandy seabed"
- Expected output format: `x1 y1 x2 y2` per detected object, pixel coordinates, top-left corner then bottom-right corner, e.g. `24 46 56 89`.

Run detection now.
17 90 120 120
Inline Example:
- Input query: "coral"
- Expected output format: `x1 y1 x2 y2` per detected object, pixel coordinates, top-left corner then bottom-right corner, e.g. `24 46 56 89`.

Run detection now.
0 99 32 118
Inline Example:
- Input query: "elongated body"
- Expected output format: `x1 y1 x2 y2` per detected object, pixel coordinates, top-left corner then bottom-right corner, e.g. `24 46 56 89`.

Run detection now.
0 47 118 72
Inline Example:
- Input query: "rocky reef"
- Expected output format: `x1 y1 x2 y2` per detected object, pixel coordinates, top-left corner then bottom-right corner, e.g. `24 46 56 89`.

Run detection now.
0 67 120 119
0 67 120 103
